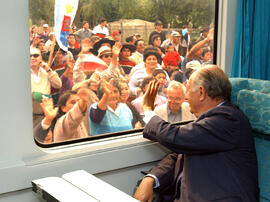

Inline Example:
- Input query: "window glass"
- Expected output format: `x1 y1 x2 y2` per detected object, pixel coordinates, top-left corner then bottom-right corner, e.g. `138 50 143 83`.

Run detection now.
29 0 217 145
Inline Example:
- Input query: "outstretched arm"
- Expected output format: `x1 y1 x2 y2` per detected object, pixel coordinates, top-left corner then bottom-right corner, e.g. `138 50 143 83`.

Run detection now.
187 28 214 61
77 87 89 113
90 79 114 123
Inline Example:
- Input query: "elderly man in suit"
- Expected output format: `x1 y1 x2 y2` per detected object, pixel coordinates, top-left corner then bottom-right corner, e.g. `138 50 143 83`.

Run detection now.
134 65 259 202
154 81 195 122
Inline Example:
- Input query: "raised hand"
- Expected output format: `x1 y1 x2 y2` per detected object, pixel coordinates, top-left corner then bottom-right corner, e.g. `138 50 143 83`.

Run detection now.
77 87 90 113
112 42 122 57
40 97 59 125
41 61 50 71
101 78 114 98
98 79 115 110
77 87 89 103
32 36 41 47
142 80 159 112
63 61 74 78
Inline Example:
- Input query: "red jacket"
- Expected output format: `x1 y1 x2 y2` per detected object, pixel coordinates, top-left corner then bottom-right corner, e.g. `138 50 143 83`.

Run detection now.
163 51 181 67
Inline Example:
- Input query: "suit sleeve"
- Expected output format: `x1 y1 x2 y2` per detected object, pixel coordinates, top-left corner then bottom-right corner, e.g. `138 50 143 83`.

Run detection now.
143 107 242 154
148 153 179 191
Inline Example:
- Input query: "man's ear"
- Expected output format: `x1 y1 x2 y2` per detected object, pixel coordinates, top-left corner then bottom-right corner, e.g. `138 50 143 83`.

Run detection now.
199 86 207 101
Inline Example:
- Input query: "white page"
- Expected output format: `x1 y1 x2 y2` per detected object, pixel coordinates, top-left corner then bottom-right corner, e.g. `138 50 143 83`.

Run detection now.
62 170 138 202
32 177 99 202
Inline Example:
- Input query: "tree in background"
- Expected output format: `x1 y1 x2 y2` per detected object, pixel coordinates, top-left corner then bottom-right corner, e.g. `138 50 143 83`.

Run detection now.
28 0 215 29
29 0 54 26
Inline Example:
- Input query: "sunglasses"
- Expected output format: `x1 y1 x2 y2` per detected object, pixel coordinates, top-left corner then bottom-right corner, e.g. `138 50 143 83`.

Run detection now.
30 54 40 58
168 96 182 101
103 54 112 58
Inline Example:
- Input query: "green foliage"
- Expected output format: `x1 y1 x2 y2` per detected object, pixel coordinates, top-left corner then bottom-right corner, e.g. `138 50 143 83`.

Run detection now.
28 0 215 28
29 0 55 26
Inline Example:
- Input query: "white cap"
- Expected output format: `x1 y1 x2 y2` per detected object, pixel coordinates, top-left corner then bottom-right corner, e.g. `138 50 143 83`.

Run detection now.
30 48 41 55
43 24 49 28
171 31 181 37
98 46 112 57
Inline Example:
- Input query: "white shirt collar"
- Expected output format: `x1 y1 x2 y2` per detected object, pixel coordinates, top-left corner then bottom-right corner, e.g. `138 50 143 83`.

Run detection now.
107 103 121 116
30 68 41 82
217 101 225 107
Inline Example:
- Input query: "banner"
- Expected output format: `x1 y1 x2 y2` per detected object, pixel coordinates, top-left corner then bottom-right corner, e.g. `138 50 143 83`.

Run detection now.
54 0 79 51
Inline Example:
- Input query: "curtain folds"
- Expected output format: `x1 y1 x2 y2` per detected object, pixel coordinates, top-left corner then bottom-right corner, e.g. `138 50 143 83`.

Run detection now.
231 0 270 80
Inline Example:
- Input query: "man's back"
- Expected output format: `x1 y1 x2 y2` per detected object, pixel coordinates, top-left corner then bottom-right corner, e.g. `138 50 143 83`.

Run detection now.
135 65 259 202
145 102 259 202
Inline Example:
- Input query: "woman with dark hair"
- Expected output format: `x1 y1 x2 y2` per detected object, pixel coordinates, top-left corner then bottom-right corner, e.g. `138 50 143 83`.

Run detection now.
153 69 167 97
29 25 39 43
150 34 165 58
128 50 162 97
89 78 133 136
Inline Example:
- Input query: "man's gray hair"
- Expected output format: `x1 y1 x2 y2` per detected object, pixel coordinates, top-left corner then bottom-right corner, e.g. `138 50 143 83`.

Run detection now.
191 65 231 101
168 80 186 97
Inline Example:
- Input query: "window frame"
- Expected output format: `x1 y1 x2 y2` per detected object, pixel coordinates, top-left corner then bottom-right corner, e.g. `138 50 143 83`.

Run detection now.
33 0 220 149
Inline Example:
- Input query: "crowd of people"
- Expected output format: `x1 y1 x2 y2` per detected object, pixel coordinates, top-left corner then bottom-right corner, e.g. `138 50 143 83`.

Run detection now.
30 19 213 143
29 19 260 202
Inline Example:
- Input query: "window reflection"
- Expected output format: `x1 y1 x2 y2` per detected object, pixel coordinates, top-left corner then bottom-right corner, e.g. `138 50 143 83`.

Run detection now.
29 0 216 144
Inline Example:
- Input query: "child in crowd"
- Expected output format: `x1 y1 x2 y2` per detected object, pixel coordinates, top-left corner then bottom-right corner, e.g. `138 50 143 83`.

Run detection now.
153 69 167 97
52 88 89 142
34 89 90 143
162 43 182 77
119 81 145 128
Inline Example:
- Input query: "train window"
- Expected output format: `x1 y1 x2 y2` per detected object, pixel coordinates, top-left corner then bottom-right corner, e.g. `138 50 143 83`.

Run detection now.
29 0 218 147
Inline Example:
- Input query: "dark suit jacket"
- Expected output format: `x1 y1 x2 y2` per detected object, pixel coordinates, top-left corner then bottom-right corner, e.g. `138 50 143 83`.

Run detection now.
143 102 259 202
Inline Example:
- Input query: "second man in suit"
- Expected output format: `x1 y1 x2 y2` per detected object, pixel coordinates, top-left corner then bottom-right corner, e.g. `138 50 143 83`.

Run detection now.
154 80 195 123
